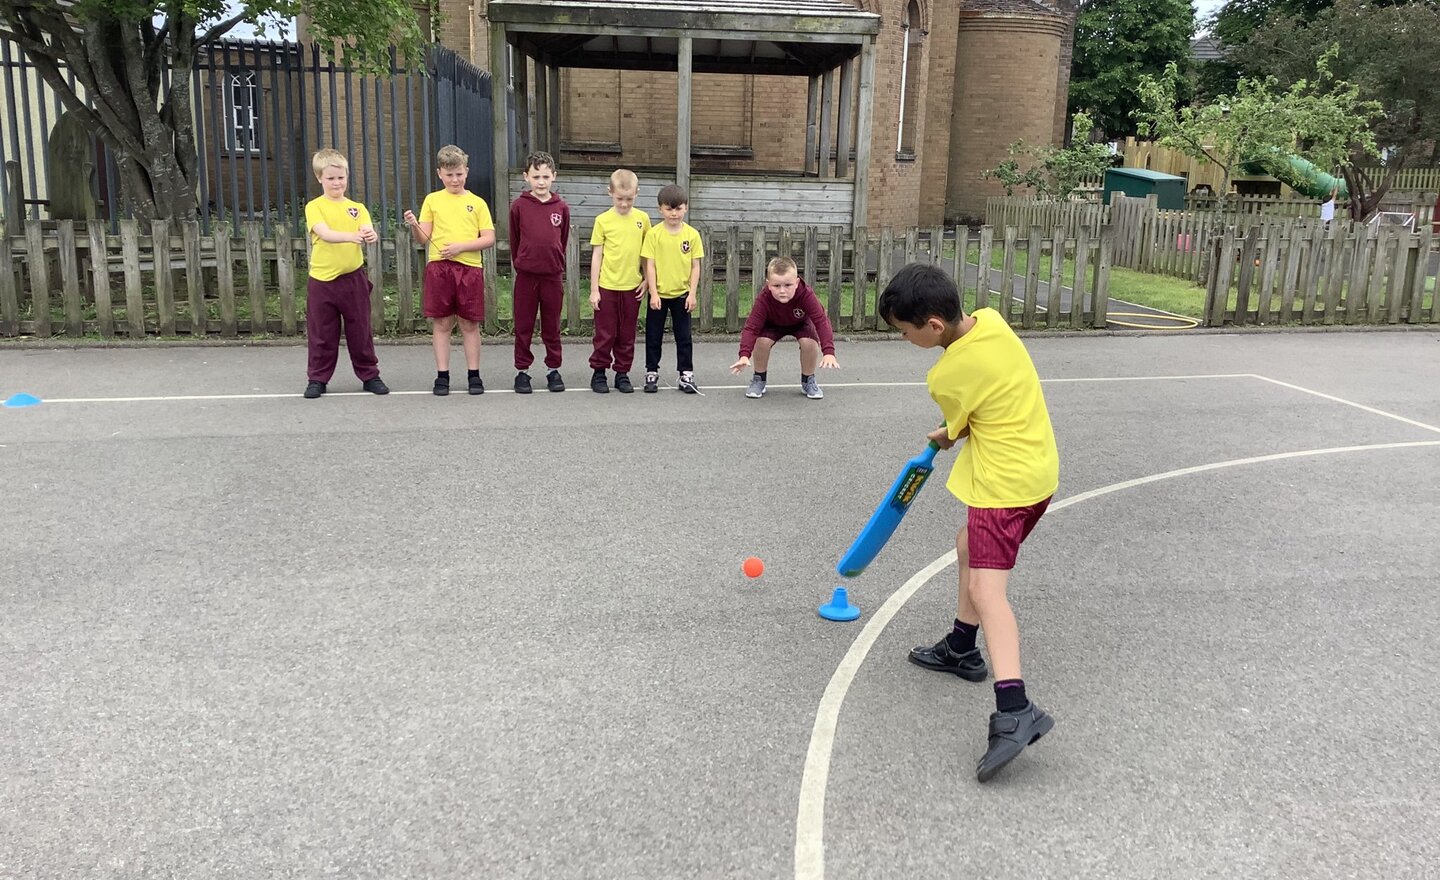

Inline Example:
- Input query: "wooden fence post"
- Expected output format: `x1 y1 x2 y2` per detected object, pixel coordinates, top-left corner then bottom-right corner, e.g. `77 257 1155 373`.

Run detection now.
725 226 740 334
392 228 410 335
1022 226 1041 328
976 226 993 311
850 227 868 332
0 231 16 336
57 221 83 337
564 225 582 334
1046 226 1064 329
276 229 296 336
827 225 844 321
153 220 175 336
1094 228 1112 328
25 220 50 338
215 221 237 338
119 219 144 338
1071 226 1090 328
182 221 204 337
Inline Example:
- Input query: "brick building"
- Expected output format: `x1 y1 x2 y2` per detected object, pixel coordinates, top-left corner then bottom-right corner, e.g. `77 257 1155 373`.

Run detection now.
439 0 1076 227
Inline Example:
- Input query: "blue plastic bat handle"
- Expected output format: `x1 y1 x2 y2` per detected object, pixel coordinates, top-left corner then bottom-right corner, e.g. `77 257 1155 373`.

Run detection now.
836 440 942 578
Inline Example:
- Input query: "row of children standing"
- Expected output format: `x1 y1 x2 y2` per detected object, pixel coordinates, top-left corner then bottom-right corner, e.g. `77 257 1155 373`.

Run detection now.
302 147 839 398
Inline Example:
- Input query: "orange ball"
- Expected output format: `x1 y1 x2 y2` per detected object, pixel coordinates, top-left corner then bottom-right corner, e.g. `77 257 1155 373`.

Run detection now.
743 556 764 578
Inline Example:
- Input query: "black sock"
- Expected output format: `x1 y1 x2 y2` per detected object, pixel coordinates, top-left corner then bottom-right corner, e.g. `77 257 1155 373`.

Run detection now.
801 373 814 382
995 679 1028 713
755 371 767 381
945 619 979 653
467 369 479 379
437 370 450 381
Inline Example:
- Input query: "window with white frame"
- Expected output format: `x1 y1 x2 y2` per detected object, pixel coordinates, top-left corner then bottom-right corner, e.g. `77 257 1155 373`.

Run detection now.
226 71 260 153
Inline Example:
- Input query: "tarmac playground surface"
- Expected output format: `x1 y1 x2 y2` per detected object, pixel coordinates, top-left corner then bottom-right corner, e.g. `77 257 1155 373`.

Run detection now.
3 330 1439 879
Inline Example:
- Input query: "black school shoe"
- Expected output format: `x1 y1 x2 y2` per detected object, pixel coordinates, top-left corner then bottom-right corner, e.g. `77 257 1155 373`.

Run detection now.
362 377 390 395
614 372 634 393
303 381 326 399
547 370 565 392
591 368 610 394
468 375 484 395
515 371 532 394
433 376 450 396
976 702 1055 783
907 637 988 682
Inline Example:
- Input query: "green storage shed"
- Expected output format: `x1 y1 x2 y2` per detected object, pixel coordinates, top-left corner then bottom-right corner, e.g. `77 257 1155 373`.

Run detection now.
1103 168 1187 210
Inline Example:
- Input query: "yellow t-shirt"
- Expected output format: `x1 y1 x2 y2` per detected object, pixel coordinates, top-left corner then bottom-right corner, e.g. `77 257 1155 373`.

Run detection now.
927 308 1059 508
590 207 652 290
419 189 495 268
640 223 704 298
305 196 370 282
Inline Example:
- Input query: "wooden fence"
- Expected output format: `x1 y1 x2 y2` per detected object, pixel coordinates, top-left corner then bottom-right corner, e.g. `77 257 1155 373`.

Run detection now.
0 220 1116 338
1203 221 1438 327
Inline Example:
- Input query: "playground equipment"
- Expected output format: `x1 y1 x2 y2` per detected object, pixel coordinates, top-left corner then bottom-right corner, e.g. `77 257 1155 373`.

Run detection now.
1240 152 1348 200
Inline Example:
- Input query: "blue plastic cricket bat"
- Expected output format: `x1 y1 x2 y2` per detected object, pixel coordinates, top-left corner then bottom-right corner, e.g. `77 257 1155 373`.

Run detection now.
836 440 941 578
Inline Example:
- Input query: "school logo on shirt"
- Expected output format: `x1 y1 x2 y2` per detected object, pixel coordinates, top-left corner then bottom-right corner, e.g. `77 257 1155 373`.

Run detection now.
793 308 805 319
551 212 563 227
347 207 359 219
681 241 692 254
466 205 474 212
636 220 644 229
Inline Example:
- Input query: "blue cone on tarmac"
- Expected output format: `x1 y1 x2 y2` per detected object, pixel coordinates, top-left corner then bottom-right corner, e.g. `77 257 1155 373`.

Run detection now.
3 393 42 408
818 585 861 621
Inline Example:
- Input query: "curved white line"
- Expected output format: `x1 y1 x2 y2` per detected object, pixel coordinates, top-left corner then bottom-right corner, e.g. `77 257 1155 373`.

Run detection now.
795 439 1440 880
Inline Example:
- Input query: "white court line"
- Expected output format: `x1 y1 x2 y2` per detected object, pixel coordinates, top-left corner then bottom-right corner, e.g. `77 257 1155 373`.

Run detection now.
31 375 1253 405
794 438 1440 880
1247 374 1440 435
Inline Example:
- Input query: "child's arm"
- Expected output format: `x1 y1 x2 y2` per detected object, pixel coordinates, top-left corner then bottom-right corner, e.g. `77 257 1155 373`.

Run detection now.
731 295 769 373
684 257 700 312
645 258 660 309
311 221 374 245
930 392 973 448
801 285 840 368
589 243 604 308
401 210 432 244
508 201 523 267
439 228 495 260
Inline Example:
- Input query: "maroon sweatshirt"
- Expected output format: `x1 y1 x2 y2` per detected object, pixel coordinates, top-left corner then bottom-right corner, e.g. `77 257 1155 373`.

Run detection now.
739 278 836 357
509 190 570 276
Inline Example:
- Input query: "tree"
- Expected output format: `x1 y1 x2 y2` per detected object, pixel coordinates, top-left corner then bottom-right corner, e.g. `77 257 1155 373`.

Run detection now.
1231 0 1440 220
1208 0 1334 50
984 112 1116 199
1068 0 1196 138
1134 55 1380 208
0 1 430 222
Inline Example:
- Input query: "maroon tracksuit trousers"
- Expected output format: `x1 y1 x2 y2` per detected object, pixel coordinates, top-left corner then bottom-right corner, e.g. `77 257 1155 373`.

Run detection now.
589 286 642 372
306 268 379 383
513 270 564 371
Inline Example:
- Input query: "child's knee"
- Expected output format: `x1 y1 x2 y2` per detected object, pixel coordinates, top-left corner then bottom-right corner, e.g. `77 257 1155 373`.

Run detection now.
433 315 456 332
459 318 480 333
755 337 775 353
798 337 820 353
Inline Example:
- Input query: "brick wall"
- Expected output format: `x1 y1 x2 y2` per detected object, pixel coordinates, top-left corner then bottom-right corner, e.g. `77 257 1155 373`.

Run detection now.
945 13 1066 223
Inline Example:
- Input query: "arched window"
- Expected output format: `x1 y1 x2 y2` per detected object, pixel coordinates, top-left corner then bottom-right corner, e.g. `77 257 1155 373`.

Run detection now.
226 71 260 153
896 0 924 157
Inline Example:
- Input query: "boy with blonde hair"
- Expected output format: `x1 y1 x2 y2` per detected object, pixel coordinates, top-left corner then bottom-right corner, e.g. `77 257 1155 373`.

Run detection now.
640 184 704 394
878 263 1060 783
302 148 389 399
587 169 651 393
403 145 496 395
509 151 570 393
729 256 839 399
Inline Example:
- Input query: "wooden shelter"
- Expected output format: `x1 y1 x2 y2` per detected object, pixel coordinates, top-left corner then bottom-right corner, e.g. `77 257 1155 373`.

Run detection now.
487 0 882 236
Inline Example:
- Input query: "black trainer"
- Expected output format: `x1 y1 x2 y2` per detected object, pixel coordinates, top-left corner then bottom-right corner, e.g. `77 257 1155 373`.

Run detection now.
547 370 566 392
643 371 658 393
433 376 450 396
468 375 484 395
976 702 1055 783
907 638 988 681
303 381 326 399
614 372 634 393
591 368 609 394
362 377 390 395
515 371 532 394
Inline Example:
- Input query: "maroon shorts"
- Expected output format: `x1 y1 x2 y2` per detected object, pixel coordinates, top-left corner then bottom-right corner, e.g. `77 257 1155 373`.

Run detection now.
756 320 820 345
423 260 485 321
966 497 1051 570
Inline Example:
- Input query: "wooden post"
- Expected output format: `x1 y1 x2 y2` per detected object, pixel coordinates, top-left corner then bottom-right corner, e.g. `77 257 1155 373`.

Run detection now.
804 76 820 177
1233 225 1260 326
119 220 145 338
393 227 411 334
182 221 204 336
828 225 844 321
1000 226 1018 325
1257 231 1282 326
58 221 84 337
1343 223 1373 325
1279 227 1305 323
804 226 819 288
850 39 877 230
514 48 531 158
1365 227 1390 322
0 230 18 336
1322 224 1349 325
976 225 993 310
533 58 549 153
818 71 835 178
677 37 693 198
1206 230 1233 328
367 240 384 332
1384 228 1406 324
876 227 893 330
152 220 175 336
88 221 113 337
25 220 50 337
1094 228 1113 329
547 66 562 155
245 222 265 335
1047 227 1064 329
491 23 511 242
700 227 715 331
215 221 237 338
1406 225 1433 324
1071 226 1090 327
835 59 854 179
724 226 740 333
276 229 296 336
1023 226 1042 328
748 225 765 333
483 245 498 335
850 226 867 331
951 226 969 298
565 224 582 334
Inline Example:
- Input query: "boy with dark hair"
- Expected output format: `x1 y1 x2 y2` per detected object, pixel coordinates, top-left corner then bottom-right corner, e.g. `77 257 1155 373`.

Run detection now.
510 151 570 393
878 262 1060 783
729 255 839 399
640 184 704 394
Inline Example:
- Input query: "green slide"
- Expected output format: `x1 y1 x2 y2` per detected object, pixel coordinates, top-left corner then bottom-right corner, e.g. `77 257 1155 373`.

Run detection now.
1239 152 1347 199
